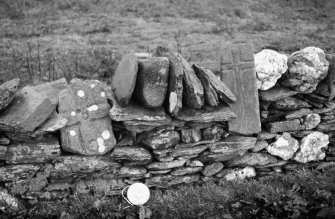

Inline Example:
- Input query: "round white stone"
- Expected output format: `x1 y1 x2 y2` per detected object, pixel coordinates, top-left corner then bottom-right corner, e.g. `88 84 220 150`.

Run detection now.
87 105 99 111
97 137 105 153
71 111 76 116
90 84 96 88
102 130 111 140
69 130 76 136
77 90 85 97
101 92 106 97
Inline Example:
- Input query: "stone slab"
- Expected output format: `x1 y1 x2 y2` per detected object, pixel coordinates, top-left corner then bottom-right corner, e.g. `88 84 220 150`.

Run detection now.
176 106 236 123
32 78 69 105
0 78 20 112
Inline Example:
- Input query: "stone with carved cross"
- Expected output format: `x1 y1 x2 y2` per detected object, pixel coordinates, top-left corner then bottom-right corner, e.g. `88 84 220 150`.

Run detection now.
58 79 116 155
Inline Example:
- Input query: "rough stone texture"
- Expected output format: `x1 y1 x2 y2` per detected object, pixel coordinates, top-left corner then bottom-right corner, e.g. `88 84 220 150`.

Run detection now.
202 162 224 176
139 130 180 150
135 57 169 108
303 113 321 130
32 78 69 105
202 125 225 141
0 86 55 138
110 146 152 163
266 132 299 160
189 160 204 167
259 86 298 102
0 78 20 112
255 49 288 90
0 134 10 145
208 136 257 153
59 79 116 155
170 167 202 176
193 64 237 104
281 47 329 93
0 164 40 182
285 108 313 120
116 166 147 178
272 97 312 110
0 187 25 214
216 166 256 181
251 140 269 152
317 121 335 132
220 43 261 135
175 140 215 149
146 160 186 170
294 131 329 163
171 145 208 157
266 119 305 133
181 128 201 143
228 153 278 167
111 51 138 106
32 112 67 137
181 56 204 108
146 174 199 188
5 137 60 164
176 106 236 123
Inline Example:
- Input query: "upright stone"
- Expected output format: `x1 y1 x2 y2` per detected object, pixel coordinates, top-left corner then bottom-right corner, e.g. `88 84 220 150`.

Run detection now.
220 43 261 134
111 51 138 106
168 54 184 116
0 78 20 112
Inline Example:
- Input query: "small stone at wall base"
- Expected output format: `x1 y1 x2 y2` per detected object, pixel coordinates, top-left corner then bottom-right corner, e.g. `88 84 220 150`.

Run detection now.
266 132 299 160
202 162 224 176
216 166 256 181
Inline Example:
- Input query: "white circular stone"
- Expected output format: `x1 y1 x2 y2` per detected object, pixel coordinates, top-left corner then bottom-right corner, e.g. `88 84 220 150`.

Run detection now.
87 105 99 111
77 90 85 97
101 92 106 97
71 111 76 116
97 137 105 153
90 84 96 88
127 183 150 205
69 130 76 136
102 130 111 140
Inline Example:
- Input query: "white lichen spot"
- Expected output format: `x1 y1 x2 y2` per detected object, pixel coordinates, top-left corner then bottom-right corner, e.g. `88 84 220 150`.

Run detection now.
87 105 99 111
101 92 106 97
97 137 105 153
70 130 76 136
90 84 96 88
71 111 76 116
102 130 111 140
77 90 85 97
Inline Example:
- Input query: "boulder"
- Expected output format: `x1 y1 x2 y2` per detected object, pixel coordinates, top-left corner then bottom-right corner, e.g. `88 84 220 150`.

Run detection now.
146 160 186 170
180 128 201 143
281 47 329 93
255 49 288 90
135 57 169 108
294 131 329 163
32 78 68 105
170 167 202 176
202 125 225 141
303 113 321 130
139 130 180 150
216 167 256 181
176 106 236 123
0 78 20 112
110 146 152 163
271 97 312 110
266 132 299 160
259 86 298 102
227 152 278 167
111 51 138 106
58 79 116 155
202 162 224 176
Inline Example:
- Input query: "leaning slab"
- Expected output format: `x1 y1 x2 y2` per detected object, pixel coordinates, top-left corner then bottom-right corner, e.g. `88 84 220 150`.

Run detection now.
32 78 69 105
0 78 20 112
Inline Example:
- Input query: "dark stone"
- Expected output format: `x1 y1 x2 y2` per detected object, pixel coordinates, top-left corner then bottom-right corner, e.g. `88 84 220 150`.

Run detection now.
272 97 312 110
32 78 68 105
135 57 169 108
111 51 138 106
285 108 313 119
0 146 6 160
186 122 213 129
325 54 335 100
227 152 278 167
0 78 20 112
317 121 335 131
258 85 298 102
202 162 224 176
59 79 116 155
146 159 186 170
116 135 134 147
146 174 199 188
170 167 202 176
180 128 201 143
110 146 152 163
0 164 40 182
176 106 236 123
202 125 225 141
139 130 180 150
175 140 215 149
220 43 261 135
266 119 305 133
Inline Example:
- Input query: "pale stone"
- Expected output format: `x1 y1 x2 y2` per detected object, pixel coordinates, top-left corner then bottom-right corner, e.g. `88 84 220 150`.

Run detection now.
303 113 321 130
266 132 299 160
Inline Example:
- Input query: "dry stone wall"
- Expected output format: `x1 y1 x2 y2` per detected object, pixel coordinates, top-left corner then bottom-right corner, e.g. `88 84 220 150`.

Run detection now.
0 43 335 214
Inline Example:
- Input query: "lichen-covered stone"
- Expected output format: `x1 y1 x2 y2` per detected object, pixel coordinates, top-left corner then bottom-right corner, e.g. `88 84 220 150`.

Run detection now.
180 128 201 143
0 78 20 112
255 49 288 90
110 146 152 163
202 162 224 176
303 113 321 130
139 130 180 150
216 167 256 181
266 132 299 160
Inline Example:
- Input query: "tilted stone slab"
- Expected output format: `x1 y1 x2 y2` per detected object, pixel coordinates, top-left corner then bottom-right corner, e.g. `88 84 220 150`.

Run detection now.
110 146 152 163
0 164 40 182
58 79 116 155
32 78 69 105
32 111 68 137
271 97 312 110
220 43 261 134
176 106 236 123
0 78 20 112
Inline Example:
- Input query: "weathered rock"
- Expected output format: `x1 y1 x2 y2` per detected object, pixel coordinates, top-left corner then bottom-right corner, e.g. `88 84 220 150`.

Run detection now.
139 130 180 150
257 131 278 140
175 140 215 149
228 153 278 167
303 113 321 129
59 79 116 155
281 47 329 93
116 166 147 178
317 121 335 132
181 56 204 108
272 97 312 110
202 162 224 176
186 122 213 129
0 78 20 112
255 49 288 90
32 78 68 105
181 128 201 143
208 136 257 153
216 167 256 181
146 159 186 170
251 140 269 152
123 116 172 133
110 146 152 163
176 106 236 123
149 169 171 175
32 111 67 137
259 86 298 102
135 57 169 108
170 167 202 176
146 174 199 188
220 43 261 134
285 108 313 120
0 164 40 182
189 160 204 167
294 131 329 163
0 134 10 145
202 125 225 141
111 51 138 106
0 187 25 214
74 178 127 196
266 132 299 160
171 145 208 157
266 119 305 133
0 86 55 138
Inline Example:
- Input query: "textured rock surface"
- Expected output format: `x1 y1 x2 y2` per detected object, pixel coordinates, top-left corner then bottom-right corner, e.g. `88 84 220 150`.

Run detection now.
170 167 202 176
146 174 199 188
0 164 40 182
285 108 313 120
202 162 224 176
216 166 256 181
281 47 329 93
324 54 335 100
176 106 236 123
266 132 299 160
272 97 312 110
0 78 20 112
259 86 298 102
146 160 186 170
266 119 305 133
139 130 180 150
0 187 25 214
0 134 10 145
228 153 278 167
135 57 169 108
59 79 116 155
294 131 329 163
180 128 201 143
303 113 321 129
32 78 68 105
255 49 288 90
251 140 269 152
220 43 261 135
111 51 138 106
171 145 208 157
110 146 152 163
202 125 225 141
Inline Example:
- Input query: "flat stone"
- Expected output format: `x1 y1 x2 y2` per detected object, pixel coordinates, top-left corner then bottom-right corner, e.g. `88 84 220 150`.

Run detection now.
193 64 236 105
290 130 314 138
266 132 299 160
285 108 313 120
266 119 305 133
111 51 138 106
186 122 214 129
32 111 67 137
110 146 152 163
0 78 20 111
59 79 116 155
146 159 186 170
170 167 202 176
255 49 288 90
116 166 147 178
180 128 201 143
181 56 204 108
220 43 261 135
146 174 199 188
259 85 298 102
227 152 278 167
271 97 312 110
32 78 69 105
176 106 236 123
257 131 278 140
0 187 25 214
216 166 256 181
251 140 269 152
135 57 169 108
149 169 171 175
202 162 224 176
294 131 329 163
0 164 40 182
281 47 329 93
202 125 225 141
175 140 216 149
171 145 208 157
208 136 257 153
303 113 321 129
139 130 180 150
